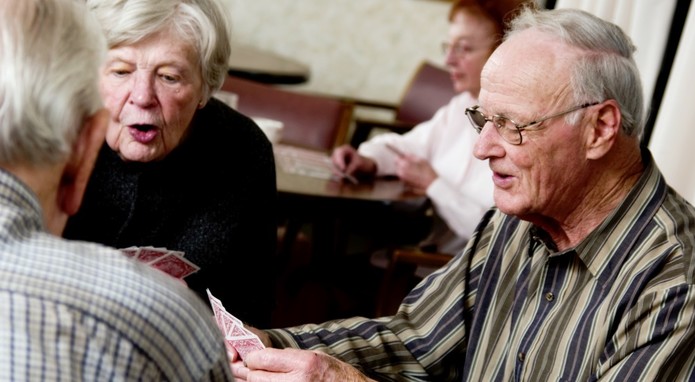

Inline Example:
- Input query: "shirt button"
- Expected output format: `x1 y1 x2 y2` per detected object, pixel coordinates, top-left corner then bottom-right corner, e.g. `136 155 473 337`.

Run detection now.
545 292 555 302
518 352 525 362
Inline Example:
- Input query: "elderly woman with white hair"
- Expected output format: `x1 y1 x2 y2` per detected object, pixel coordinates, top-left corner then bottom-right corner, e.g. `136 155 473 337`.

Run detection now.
64 0 278 328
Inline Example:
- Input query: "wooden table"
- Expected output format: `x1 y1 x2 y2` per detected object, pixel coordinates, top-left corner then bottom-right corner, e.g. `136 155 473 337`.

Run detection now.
229 44 311 85
277 164 422 202
274 145 428 265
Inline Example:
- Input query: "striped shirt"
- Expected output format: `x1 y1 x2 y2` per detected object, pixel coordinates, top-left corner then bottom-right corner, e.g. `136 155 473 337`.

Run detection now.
0 170 233 381
267 150 695 381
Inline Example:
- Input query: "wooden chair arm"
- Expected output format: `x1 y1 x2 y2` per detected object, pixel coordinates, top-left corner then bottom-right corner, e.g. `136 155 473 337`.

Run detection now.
342 97 398 112
391 248 452 269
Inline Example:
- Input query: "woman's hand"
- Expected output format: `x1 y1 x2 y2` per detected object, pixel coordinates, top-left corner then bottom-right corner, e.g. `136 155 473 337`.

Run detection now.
331 144 377 177
395 154 437 194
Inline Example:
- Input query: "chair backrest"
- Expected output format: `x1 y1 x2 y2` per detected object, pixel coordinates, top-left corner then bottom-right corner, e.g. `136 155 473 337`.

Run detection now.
221 76 353 152
395 61 457 125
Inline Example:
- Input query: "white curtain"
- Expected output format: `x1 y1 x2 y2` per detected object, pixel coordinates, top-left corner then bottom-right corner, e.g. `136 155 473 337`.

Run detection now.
649 5 695 205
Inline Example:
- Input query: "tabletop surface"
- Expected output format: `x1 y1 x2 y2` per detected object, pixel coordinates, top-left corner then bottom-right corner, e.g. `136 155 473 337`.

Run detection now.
274 144 425 204
274 144 430 277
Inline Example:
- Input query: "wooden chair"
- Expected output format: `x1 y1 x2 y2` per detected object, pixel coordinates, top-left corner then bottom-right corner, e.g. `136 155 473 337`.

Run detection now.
220 76 357 280
349 60 456 147
221 75 353 152
343 61 457 316
374 247 453 317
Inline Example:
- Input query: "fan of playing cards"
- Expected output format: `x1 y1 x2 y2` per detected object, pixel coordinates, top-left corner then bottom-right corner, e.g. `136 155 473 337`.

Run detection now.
207 289 266 360
120 246 200 279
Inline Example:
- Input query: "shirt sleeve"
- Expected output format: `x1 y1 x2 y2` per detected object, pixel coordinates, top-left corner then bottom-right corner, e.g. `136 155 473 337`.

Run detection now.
596 275 695 381
357 107 441 177
263 214 496 382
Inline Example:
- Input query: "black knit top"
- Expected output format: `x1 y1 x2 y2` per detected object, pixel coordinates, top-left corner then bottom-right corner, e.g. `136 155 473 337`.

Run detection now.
64 98 278 328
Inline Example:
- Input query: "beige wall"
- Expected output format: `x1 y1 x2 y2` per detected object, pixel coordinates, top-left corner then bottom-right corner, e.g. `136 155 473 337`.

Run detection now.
221 0 451 104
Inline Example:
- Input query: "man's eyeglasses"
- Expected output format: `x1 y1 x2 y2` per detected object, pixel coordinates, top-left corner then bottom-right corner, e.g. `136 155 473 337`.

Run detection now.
465 102 599 145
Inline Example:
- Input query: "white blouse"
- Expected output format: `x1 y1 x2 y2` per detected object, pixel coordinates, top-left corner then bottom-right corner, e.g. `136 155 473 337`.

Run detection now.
358 92 494 254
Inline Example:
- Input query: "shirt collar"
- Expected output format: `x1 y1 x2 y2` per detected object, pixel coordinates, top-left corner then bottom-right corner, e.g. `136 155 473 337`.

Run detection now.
530 147 664 277
0 168 45 233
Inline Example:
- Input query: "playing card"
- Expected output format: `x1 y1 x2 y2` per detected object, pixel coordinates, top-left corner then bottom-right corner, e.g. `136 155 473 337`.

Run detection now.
136 246 169 263
149 252 199 278
119 246 200 280
226 335 265 360
206 289 266 360
120 246 140 258
207 290 227 329
167 249 186 258
225 315 249 338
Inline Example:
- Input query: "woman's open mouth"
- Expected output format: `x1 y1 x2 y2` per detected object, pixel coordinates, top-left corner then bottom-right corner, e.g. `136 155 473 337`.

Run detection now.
128 124 158 143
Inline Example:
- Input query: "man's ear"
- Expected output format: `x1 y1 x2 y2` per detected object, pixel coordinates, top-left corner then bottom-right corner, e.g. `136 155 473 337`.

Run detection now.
58 109 108 216
586 100 621 160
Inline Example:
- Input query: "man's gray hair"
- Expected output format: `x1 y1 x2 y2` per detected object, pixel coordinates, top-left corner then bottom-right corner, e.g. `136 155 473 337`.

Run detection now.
506 7 645 138
0 0 105 165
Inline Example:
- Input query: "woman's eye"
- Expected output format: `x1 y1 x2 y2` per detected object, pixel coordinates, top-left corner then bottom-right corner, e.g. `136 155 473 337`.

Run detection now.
107 67 131 77
160 73 181 84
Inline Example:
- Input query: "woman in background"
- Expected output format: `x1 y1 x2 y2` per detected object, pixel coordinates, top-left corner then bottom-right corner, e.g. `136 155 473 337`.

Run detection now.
332 0 528 256
63 0 277 328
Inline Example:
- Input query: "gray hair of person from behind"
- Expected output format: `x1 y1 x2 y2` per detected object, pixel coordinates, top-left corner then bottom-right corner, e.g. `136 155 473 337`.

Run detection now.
0 0 105 165
505 7 645 139
85 0 232 102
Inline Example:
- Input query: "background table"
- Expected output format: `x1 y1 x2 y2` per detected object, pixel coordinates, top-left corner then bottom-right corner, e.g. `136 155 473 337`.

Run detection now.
272 145 431 325
274 145 428 264
229 44 311 85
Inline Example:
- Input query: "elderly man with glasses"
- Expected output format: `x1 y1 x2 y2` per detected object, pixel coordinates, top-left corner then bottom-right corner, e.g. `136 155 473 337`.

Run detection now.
229 6 695 381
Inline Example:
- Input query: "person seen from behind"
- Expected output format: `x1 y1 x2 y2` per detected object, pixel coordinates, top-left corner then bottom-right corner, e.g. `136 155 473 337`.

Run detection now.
0 0 233 379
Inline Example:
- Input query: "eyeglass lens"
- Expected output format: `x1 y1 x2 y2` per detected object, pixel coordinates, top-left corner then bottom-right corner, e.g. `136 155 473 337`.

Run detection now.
466 107 522 144
468 109 486 129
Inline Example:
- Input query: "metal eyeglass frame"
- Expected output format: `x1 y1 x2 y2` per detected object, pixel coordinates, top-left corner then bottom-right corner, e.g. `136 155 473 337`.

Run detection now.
465 102 599 145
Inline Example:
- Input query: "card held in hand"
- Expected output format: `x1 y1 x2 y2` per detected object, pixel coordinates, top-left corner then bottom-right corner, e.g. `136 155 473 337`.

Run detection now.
150 253 198 279
228 335 266 360
136 246 168 263
206 289 265 360
119 246 199 279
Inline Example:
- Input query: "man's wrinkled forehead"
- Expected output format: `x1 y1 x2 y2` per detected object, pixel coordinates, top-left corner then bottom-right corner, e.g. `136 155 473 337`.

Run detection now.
479 29 576 108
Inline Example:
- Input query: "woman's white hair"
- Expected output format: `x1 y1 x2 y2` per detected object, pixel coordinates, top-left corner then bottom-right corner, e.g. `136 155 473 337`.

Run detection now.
86 0 232 102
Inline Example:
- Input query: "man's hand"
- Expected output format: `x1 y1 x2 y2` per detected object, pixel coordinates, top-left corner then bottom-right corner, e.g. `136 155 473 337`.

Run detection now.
226 325 273 363
231 347 377 382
